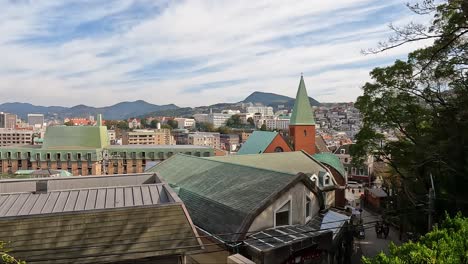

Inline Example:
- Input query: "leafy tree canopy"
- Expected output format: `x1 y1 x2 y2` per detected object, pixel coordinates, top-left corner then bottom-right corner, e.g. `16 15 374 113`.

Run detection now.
352 0 468 221
363 214 468 264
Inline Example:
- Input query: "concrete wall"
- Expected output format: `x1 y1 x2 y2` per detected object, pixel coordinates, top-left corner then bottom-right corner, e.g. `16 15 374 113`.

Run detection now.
248 182 320 232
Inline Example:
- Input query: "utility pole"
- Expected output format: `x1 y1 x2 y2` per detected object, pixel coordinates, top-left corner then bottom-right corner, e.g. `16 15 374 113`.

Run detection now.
428 173 436 232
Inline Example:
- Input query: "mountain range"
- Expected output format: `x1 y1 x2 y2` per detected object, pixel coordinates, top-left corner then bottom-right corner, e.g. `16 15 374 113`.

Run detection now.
0 92 320 120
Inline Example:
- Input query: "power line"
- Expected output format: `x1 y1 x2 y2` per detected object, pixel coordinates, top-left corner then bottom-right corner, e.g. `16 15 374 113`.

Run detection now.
10 209 423 258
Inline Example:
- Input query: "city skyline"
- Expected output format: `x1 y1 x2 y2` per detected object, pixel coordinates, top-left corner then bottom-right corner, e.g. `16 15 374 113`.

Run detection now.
1 0 431 107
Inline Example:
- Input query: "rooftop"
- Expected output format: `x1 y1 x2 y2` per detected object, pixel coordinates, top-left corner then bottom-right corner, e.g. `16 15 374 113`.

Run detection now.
0 173 177 218
237 131 279 155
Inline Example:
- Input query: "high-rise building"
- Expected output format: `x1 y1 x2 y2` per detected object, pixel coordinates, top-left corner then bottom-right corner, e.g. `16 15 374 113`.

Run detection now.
28 114 44 128
0 129 34 146
0 113 17 129
122 129 175 145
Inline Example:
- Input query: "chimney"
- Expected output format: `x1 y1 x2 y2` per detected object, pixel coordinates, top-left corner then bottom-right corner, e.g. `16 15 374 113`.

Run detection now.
97 114 103 126
35 180 48 193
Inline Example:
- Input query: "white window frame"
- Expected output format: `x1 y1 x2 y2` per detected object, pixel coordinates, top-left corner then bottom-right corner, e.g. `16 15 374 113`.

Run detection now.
273 196 292 227
310 174 318 184
305 193 314 223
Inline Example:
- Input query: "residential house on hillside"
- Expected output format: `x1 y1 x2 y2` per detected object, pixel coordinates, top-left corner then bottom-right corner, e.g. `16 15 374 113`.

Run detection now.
335 144 373 183
0 173 202 263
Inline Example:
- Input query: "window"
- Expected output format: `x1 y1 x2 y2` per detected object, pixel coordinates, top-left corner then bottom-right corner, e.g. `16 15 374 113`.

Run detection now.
67 153 71 160
310 174 318 184
325 175 330 185
344 158 348 163
340 149 345 154
275 201 291 227
305 196 312 220
274 147 284 152
304 130 307 137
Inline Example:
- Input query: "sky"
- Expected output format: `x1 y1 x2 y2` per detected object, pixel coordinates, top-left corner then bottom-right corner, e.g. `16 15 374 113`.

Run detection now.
0 0 432 107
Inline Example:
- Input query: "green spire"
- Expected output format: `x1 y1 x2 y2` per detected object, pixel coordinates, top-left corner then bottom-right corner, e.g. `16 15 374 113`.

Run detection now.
290 75 315 125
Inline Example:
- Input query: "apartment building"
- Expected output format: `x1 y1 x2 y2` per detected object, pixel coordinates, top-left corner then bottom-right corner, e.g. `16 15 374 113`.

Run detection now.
188 132 221 149
0 129 34 146
174 118 196 129
122 129 175 145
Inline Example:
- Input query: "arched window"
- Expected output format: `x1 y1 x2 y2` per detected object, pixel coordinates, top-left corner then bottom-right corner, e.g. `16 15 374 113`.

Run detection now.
274 147 283 152
304 130 307 137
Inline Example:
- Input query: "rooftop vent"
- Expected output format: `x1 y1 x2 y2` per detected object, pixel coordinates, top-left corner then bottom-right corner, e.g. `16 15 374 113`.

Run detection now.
35 180 48 194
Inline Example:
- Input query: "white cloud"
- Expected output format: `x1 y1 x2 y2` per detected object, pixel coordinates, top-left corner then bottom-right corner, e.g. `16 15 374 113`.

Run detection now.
0 0 432 107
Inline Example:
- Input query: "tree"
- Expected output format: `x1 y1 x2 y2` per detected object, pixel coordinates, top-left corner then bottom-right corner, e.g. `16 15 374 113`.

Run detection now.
64 121 74 126
161 124 173 130
247 117 255 127
140 118 148 128
166 119 178 129
363 214 468 264
196 122 215 132
217 126 232 134
352 0 468 230
260 124 267 131
226 114 242 128
0 241 25 264
149 120 159 128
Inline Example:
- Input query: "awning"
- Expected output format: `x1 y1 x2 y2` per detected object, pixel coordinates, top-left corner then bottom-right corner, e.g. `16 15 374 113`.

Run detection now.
244 225 333 264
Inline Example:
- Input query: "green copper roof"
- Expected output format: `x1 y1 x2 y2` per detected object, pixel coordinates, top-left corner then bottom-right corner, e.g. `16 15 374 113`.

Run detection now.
148 154 305 241
207 151 331 188
313 153 346 178
237 131 278 155
42 126 109 149
290 76 315 125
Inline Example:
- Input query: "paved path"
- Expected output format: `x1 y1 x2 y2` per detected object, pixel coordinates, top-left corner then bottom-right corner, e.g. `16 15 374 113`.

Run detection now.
351 209 401 263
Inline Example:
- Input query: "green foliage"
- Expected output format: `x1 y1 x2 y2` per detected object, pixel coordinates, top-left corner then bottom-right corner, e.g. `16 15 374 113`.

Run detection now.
160 124 172 130
166 119 178 129
363 214 468 264
140 118 148 128
353 0 468 223
64 121 74 126
217 126 232 134
105 120 129 130
247 117 255 127
196 122 216 132
149 120 159 128
260 124 267 131
226 114 242 128
0 241 25 264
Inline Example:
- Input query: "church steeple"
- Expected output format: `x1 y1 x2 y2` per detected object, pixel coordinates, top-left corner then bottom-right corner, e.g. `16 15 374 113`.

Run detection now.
290 75 315 125
289 75 316 155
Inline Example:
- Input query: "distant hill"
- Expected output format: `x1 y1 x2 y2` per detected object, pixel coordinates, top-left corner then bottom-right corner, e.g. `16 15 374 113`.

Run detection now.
242 91 320 107
0 100 179 120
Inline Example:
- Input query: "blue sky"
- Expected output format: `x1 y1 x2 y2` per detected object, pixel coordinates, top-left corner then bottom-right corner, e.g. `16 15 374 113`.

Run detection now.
0 0 431 107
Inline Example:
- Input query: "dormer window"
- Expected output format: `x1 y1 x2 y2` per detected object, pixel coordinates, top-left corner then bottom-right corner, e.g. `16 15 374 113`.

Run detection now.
325 175 331 185
340 149 345 154
275 200 291 227
310 174 318 184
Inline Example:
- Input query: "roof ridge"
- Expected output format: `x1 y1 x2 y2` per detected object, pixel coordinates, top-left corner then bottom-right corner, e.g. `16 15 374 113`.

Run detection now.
202 156 300 176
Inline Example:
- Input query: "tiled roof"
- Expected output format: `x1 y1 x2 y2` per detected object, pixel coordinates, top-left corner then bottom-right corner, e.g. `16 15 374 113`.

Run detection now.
313 153 346 178
237 131 278 154
148 154 321 241
290 76 315 125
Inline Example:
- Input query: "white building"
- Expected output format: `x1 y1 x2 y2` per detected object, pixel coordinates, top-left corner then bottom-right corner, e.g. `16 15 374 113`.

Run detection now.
260 115 290 130
246 106 274 117
174 118 196 129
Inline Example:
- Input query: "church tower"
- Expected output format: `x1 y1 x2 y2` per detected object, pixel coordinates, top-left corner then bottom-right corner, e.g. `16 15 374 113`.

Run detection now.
289 75 316 155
